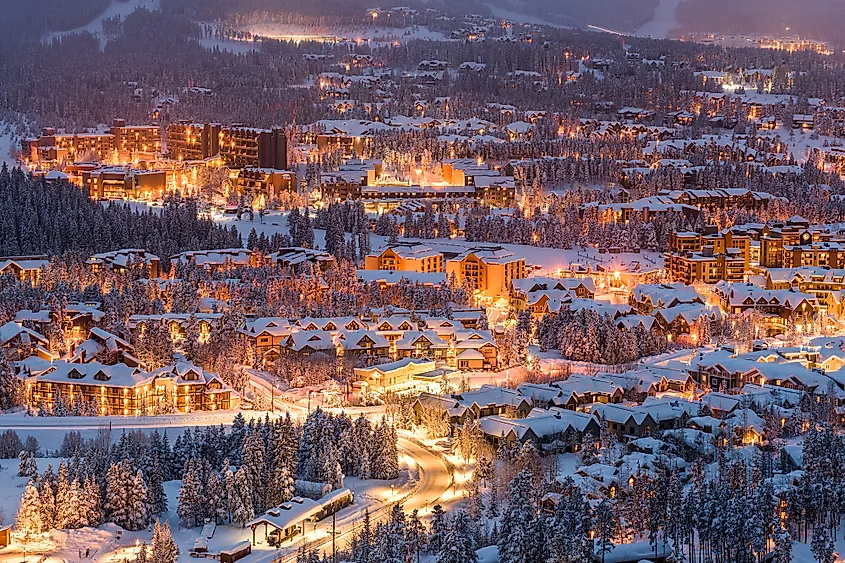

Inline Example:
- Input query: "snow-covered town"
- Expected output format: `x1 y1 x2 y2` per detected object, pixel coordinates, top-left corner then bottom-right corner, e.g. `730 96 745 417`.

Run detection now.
3 0 845 562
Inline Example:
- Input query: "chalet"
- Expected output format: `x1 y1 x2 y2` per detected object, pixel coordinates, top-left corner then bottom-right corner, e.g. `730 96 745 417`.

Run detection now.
478 408 600 451
171 248 262 272
353 358 436 393
239 317 295 365
0 255 49 286
0 321 52 360
128 313 221 344
63 302 105 339
69 327 138 366
630 283 704 314
87 249 160 278
413 392 471 427
335 330 391 362
394 331 450 361
590 403 659 441
455 385 533 419
268 248 335 274
454 330 499 370
552 375 625 409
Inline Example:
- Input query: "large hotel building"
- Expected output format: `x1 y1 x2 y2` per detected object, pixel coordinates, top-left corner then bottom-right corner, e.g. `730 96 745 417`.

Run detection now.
165 121 288 170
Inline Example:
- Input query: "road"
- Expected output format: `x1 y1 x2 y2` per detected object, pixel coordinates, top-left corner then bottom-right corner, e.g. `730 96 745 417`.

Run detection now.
271 434 453 562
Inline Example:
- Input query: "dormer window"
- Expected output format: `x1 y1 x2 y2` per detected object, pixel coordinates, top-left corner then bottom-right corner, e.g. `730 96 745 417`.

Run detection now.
93 370 110 382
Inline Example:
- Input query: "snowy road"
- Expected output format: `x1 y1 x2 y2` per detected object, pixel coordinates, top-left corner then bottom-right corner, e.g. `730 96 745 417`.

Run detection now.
273 434 453 562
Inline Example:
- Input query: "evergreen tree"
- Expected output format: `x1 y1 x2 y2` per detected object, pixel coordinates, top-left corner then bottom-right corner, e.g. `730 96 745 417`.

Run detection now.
437 511 477 563
16 482 43 535
231 466 254 528
151 520 178 563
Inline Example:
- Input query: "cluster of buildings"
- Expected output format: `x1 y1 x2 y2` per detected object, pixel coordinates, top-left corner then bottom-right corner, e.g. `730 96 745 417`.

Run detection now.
319 158 516 210
21 119 297 203
362 243 526 298
665 217 845 285
240 310 500 382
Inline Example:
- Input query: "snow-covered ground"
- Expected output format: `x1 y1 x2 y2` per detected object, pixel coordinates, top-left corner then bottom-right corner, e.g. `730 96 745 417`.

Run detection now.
43 0 161 48
0 126 17 169
483 3 574 29
633 0 682 38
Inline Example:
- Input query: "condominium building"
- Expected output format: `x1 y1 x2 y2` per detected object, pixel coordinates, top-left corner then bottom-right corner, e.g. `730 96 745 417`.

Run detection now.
22 119 162 165
88 167 167 200
165 122 288 169
664 246 746 284
445 246 526 297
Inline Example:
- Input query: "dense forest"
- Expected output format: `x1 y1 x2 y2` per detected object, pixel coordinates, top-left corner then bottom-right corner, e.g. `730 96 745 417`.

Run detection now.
0 165 240 258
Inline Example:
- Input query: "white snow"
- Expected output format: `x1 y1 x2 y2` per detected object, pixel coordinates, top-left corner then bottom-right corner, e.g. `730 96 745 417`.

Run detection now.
634 0 682 39
43 0 161 48
483 3 574 29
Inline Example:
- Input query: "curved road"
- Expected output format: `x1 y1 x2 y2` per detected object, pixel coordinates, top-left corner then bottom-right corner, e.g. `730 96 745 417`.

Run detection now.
269 435 452 562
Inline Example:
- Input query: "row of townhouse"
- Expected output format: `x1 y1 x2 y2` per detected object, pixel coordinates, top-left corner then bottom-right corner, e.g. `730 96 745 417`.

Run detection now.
15 359 239 416
4 247 335 286
712 282 819 335
171 247 335 275
239 314 501 375
688 347 845 400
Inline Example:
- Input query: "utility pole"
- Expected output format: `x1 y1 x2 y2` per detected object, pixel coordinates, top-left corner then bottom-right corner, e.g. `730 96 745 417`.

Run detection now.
331 507 336 563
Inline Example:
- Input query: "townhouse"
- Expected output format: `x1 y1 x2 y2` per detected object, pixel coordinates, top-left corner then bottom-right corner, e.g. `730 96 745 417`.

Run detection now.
17 360 238 415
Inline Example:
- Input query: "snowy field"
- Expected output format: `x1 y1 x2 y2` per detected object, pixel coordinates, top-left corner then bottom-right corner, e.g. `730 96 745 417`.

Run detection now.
0 126 17 169
634 0 683 38
42 0 161 48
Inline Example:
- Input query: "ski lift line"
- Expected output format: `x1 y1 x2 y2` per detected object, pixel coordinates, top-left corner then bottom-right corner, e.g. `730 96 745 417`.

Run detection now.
587 24 627 36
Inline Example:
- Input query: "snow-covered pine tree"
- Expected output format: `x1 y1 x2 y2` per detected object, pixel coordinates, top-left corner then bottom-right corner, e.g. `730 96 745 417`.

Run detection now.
206 470 228 524
497 470 543 563
266 463 294 509
231 466 255 528
428 504 447 554
178 459 204 528
240 431 267 514
18 450 37 478
126 469 150 531
151 520 178 563
16 482 43 535
437 510 478 563
148 462 167 517
105 461 131 529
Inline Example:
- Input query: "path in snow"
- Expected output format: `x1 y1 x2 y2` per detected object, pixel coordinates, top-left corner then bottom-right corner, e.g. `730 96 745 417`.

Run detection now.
43 0 161 48
634 0 683 38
